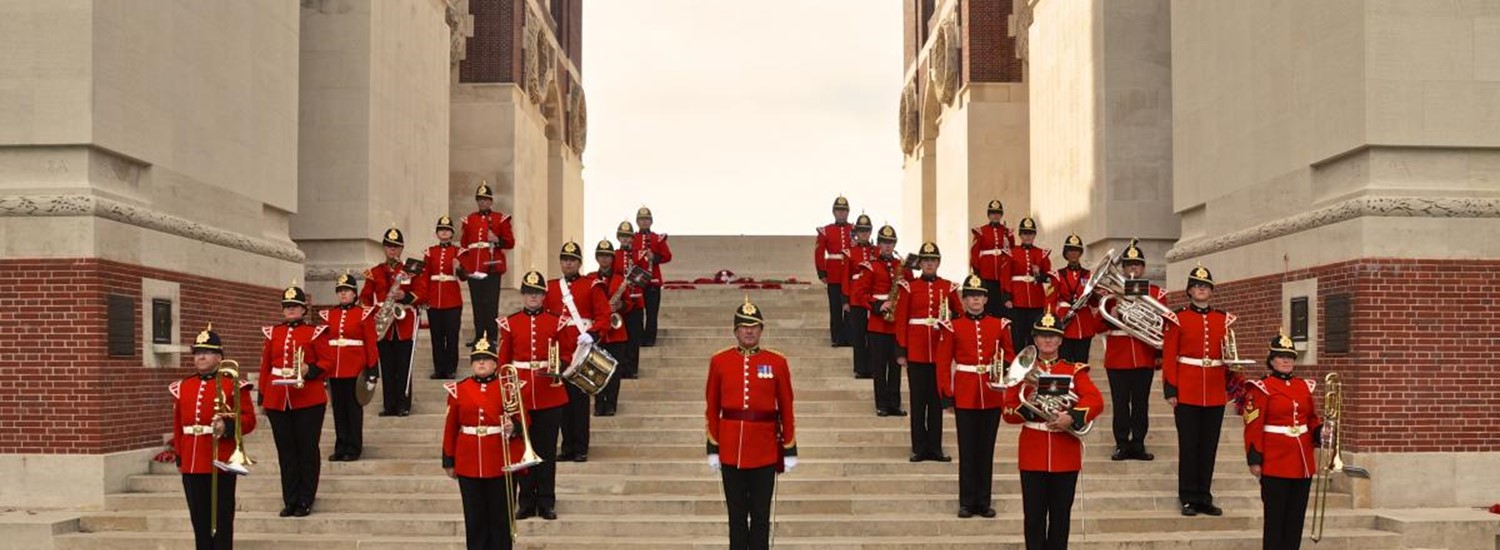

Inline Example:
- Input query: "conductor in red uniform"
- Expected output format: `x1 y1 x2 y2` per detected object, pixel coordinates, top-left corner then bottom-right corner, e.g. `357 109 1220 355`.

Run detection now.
937 274 1015 518
1006 217 1051 347
894 241 959 462
706 297 797 550
1003 309 1104 550
260 282 329 517
174 324 256 549
318 272 379 462
1163 264 1235 517
498 270 579 521
1244 332 1322 550
1102 240 1166 461
814 196 854 346
459 181 516 343
442 335 531 550
968 199 1014 319
421 215 466 379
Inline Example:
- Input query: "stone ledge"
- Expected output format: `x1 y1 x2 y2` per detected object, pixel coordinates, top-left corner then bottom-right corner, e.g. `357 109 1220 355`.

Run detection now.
0 510 80 550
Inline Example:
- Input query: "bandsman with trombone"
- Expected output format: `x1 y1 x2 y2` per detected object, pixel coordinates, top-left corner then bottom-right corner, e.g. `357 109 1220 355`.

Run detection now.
360 228 425 417
1002 308 1104 550
706 297 797 550
851 224 910 417
894 241 960 462
498 270 580 520
937 274 1015 518
968 199 1014 319
318 272 379 462
545 241 610 462
1162 264 1237 517
1101 240 1167 461
174 324 256 549
442 335 538 550
260 282 329 517
1243 332 1323 550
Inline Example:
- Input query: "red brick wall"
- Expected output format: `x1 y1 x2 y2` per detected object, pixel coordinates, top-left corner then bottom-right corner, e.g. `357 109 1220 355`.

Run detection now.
0 259 279 454
460 0 516 83
1166 258 1500 453
964 0 1022 83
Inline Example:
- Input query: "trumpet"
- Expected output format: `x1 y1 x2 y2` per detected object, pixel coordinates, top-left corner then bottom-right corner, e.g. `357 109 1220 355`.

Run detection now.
210 360 253 536
1310 372 1344 542
498 363 544 542
1221 329 1257 372
1000 345 1094 437
544 340 563 387
272 346 306 388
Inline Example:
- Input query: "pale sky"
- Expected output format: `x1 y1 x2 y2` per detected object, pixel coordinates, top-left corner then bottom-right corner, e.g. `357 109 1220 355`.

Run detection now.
581 0 905 241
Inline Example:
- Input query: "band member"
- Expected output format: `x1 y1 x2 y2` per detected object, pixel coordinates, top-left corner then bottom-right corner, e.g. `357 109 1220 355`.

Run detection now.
360 228 424 417
614 221 646 379
546 241 610 462
843 214 876 379
968 199 1014 319
1006 217 1051 347
1244 332 1322 550
1102 240 1165 461
632 206 673 347
260 282 329 517
706 297 797 550
1051 234 1101 363
1003 309 1104 550
937 275 1015 518
851 225 910 417
318 273 379 462
442 335 529 550
1163 263 1234 517
459 181 516 343
894 242 959 462
500 270 579 520
174 324 256 549
591 239 635 416
814 196 854 347
422 215 465 379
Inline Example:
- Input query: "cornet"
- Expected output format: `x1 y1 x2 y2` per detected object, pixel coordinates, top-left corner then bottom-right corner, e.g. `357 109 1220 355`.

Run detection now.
1221 329 1257 372
271 346 306 388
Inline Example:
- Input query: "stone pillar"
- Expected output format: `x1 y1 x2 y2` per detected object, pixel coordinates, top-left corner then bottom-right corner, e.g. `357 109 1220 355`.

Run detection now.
0 0 301 508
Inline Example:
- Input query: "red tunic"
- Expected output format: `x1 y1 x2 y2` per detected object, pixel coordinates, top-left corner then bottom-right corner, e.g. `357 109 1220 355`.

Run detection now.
544 276 610 337
894 276 960 363
359 261 424 341
613 249 647 307
589 270 633 344
968 223 1015 281
1162 306 1236 407
316 305 380 379
851 256 911 335
1050 264 1101 339
842 243 876 302
1006 245 1052 308
419 243 465 310
705 347 797 469
170 374 256 474
458 210 515 277
258 323 329 410
814 222 854 283
1243 376 1322 479
1102 284 1167 370
495 310 578 411
936 314 1015 410
1001 359 1104 472
629 231 673 287
441 377 530 478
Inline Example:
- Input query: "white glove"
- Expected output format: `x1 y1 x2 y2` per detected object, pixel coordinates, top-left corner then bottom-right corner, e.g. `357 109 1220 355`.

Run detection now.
708 454 721 473
468 272 488 280
577 332 595 347
782 456 798 473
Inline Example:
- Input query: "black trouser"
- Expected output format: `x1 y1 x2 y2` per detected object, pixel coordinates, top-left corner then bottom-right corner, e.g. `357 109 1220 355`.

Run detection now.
1019 470 1078 550
1106 368 1154 453
846 306 870 376
642 286 662 346
457 475 513 550
1060 337 1091 363
721 465 776 550
956 408 1002 510
378 339 414 414
866 332 901 411
1010 307 1043 349
980 279 1009 319
1261 476 1313 550
467 276 501 343
428 306 463 377
561 383 591 456
906 362 943 456
825 283 847 345
327 377 364 457
265 404 325 509
596 341 628 414
622 308 645 377
518 406 563 511
1174 403 1226 506
181 473 236 550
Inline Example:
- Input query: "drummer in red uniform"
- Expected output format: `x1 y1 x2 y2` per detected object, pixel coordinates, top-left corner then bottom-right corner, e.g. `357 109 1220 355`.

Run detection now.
1243 331 1322 550
318 272 379 462
442 335 531 549
706 297 797 550
937 274 1015 518
173 324 256 548
1003 308 1104 550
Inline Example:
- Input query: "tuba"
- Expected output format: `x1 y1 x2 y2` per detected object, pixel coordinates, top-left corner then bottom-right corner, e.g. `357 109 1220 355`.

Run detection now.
498 363 543 543
210 360 253 536
1000 345 1094 438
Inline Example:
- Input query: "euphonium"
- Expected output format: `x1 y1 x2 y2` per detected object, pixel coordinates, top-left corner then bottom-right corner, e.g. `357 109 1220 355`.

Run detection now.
1086 247 1176 348
498 363 543 543
1000 345 1093 437
1310 372 1344 543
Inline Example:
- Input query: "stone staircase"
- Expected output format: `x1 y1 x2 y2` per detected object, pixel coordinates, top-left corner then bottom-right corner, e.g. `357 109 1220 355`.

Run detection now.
53 286 1403 549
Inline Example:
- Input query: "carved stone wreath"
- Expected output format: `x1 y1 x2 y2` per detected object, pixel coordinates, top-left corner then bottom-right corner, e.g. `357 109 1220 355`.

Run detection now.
928 19 961 106
536 32 556 102
568 82 587 153
522 22 541 102
898 82 919 155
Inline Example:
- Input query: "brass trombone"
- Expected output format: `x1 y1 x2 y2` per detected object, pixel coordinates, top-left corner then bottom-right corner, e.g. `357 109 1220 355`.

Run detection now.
498 363 544 542
1310 372 1344 543
210 360 253 536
